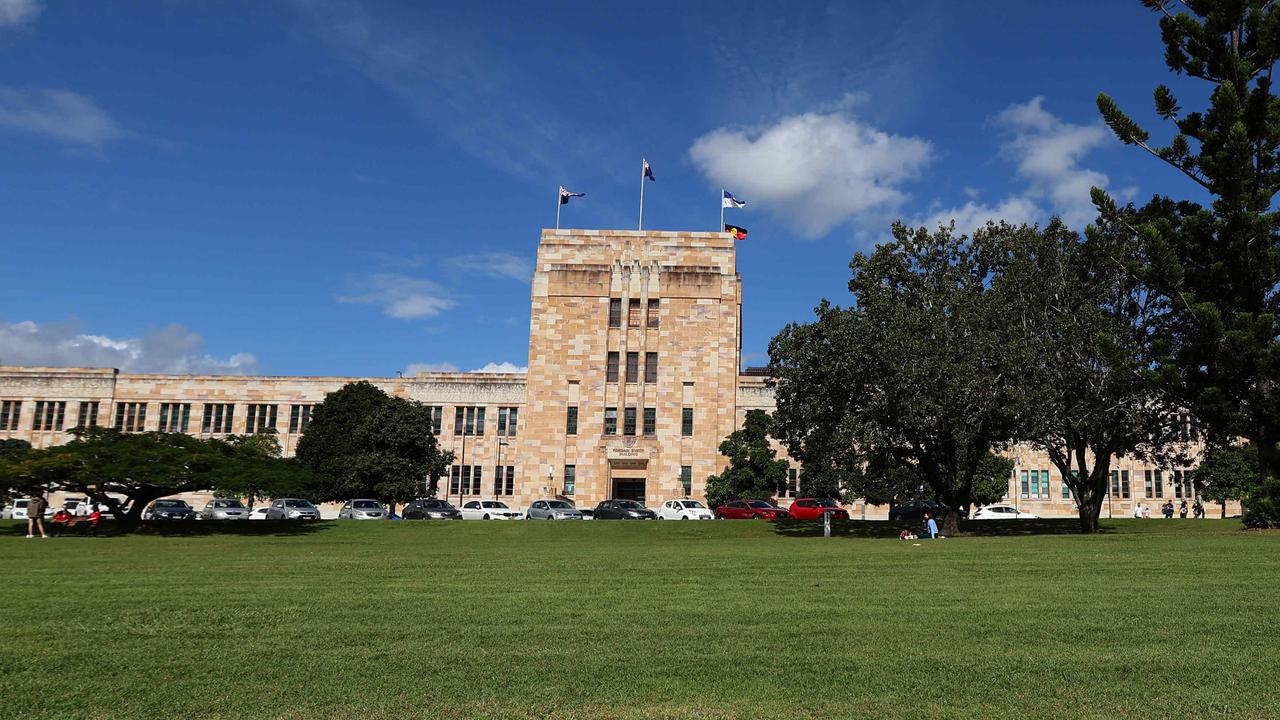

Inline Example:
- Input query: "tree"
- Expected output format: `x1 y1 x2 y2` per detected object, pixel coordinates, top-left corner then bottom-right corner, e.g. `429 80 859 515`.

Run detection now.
995 217 1181 532
3 428 306 531
1097 2 1280 518
0 439 33 506
770 222 1019 535
970 454 1016 508
295 381 454 515
1193 443 1259 518
213 432 312 509
703 410 789 511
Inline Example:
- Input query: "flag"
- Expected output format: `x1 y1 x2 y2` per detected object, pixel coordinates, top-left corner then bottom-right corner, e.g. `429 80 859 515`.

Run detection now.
722 190 746 209
724 224 748 240
643 159 655 182
559 186 585 205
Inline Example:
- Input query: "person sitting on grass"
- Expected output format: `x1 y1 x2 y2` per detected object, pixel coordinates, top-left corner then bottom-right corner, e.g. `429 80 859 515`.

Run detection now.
49 507 73 535
899 529 918 541
923 512 940 539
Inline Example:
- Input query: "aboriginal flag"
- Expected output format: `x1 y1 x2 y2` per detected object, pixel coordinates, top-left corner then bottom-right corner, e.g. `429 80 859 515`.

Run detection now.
724 224 748 240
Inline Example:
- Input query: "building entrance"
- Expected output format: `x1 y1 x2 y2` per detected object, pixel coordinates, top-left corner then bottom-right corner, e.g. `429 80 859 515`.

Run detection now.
612 479 646 502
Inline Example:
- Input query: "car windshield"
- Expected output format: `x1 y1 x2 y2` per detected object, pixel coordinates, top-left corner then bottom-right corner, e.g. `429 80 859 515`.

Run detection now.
747 500 774 508
616 500 643 509
815 499 840 508
682 501 705 508
547 501 574 509
155 500 186 508
213 500 244 509
285 499 314 508
425 500 453 509
354 501 380 509
482 501 508 509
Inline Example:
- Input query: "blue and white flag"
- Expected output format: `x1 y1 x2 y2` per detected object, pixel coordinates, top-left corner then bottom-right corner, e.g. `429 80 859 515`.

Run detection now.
722 190 746 209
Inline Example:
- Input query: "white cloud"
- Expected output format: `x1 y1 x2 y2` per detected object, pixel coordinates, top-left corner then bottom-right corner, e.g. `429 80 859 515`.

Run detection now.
0 87 122 147
689 111 933 238
444 252 532 283
909 196 1042 237
470 362 526 374
338 273 455 319
0 0 40 27
0 320 259 374
406 362 458 375
994 96 1111 228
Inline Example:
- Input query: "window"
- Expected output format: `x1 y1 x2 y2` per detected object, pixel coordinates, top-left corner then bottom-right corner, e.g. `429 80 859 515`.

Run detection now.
626 352 639 382
1176 413 1198 442
1062 472 1072 499
157 403 191 433
76 401 99 428
1022 469 1050 499
0 401 20 431
202 403 234 434
564 465 576 495
245 404 278 434
497 407 518 437
115 402 148 432
681 466 692 497
628 299 641 327
646 299 659 328
642 407 656 436
423 405 443 435
288 404 313 434
454 407 486 436
450 465 483 495
606 352 619 382
1109 469 1131 499
604 407 617 435
566 406 578 435
1145 469 1164 498
1173 470 1193 499
681 407 693 436
787 468 798 497
31 401 66 431
644 352 657 383
494 466 515 496
608 298 621 328
623 407 637 436
1020 470 1030 499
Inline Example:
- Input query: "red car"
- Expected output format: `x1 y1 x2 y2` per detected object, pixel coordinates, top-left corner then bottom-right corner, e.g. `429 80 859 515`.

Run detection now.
787 498 849 521
714 499 790 520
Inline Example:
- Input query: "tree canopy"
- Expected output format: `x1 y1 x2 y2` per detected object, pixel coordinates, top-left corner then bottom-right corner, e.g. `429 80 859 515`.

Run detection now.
703 409 789 510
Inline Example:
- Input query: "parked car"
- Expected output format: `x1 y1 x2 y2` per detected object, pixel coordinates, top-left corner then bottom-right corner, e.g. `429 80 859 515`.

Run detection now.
265 498 321 520
144 499 196 521
2 498 30 520
579 508 595 520
658 499 714 520
401 498 462 520
338 499 388 520
714 499 789 520
201 498 249 520
888 499 947 523
787 498 850 521
248 507 270 520
460 499 525 520
593 499 656 520
526 499 582 520
971 504 1039 520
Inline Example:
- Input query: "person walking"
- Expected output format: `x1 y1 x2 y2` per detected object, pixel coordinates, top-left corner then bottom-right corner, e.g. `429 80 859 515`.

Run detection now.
1179 500 1188 519
26 492 48 539
1193 500 1205 519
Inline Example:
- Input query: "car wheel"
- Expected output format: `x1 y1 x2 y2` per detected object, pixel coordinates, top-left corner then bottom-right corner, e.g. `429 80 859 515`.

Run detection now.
752 513 762 520
681 515 688 520
483 514 490 520
657 515 664 520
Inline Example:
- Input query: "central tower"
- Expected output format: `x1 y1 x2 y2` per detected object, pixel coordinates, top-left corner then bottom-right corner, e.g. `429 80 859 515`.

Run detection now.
518 229 742 507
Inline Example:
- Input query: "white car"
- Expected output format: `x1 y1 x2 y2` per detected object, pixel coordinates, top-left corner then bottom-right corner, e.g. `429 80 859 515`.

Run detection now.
247 507 270 520
459 499 524 520
972 504 1039 520
657 499 714 520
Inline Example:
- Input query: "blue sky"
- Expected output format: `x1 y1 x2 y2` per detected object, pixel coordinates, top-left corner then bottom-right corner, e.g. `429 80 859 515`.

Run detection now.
0 1 1208 376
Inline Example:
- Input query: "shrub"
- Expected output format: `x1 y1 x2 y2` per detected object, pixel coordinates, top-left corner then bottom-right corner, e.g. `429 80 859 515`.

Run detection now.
1241 476 1280 529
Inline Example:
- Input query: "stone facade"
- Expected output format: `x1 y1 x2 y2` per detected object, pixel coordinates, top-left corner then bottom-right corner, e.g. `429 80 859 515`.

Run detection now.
0 228 1241 518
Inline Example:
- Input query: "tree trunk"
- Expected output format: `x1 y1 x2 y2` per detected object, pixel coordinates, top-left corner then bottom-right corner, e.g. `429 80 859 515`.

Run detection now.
941 505 960 535
1077 494 1103 533
116 504 145 532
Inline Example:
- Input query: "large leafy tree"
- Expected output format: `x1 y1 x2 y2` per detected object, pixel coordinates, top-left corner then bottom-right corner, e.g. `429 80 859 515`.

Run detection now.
0 439 33 505
770 223 1019 535
213 432 313 509
995 218 1181 532
295 381 454 514
1096 2 1280 514
703 409 789 511
1193 442 1259 517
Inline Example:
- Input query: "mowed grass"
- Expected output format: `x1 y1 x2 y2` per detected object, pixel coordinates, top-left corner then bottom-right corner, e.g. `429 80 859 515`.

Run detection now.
1 519 1277 720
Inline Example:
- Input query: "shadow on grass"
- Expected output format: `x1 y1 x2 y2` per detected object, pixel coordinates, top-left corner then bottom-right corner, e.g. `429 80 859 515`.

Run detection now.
0 519 333 539
771 518 1096 539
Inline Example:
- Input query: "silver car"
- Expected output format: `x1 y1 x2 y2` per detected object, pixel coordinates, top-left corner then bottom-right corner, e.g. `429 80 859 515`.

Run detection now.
338 499 387 520
201 498 249 520
265 498 321 520
526 499 583 520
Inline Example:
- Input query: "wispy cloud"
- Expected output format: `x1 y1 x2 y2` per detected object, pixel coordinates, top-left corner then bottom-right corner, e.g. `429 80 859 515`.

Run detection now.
443 252 532 283
0 0 40 28
0 87 123 147
0 320 258 374
908 196 1042 237
338 273 455 319
470 362 526 374
690 110 933 238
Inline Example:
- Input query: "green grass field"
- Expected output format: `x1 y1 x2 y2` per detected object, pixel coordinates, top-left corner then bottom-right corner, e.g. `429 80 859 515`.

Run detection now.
2 518 1277 720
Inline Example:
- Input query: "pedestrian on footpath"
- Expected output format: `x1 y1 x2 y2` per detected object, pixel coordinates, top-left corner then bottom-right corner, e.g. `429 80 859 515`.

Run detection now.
26 491 48 539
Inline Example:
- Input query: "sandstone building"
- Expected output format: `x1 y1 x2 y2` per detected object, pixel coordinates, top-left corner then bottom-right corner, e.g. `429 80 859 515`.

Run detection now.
0 229 1236 518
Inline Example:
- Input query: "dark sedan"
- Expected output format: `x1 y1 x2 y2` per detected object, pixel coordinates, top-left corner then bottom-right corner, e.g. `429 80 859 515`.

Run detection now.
888 500 947 523
593 499 656 520
144 499 196 521
402 498 462 520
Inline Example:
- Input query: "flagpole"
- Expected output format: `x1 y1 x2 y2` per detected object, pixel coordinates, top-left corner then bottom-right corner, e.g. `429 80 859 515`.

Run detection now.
638 159 645 231
556 187 562 231
720 189 725 232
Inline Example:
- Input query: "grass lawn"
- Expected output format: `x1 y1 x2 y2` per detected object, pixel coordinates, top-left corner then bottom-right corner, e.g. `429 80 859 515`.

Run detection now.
1 518 1277 720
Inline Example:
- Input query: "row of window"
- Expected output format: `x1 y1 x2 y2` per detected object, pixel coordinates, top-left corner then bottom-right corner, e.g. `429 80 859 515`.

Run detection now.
563 405 694 437
1018 468 1198 501
608 298 660 329
0 400 316 435
605 351 659 384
